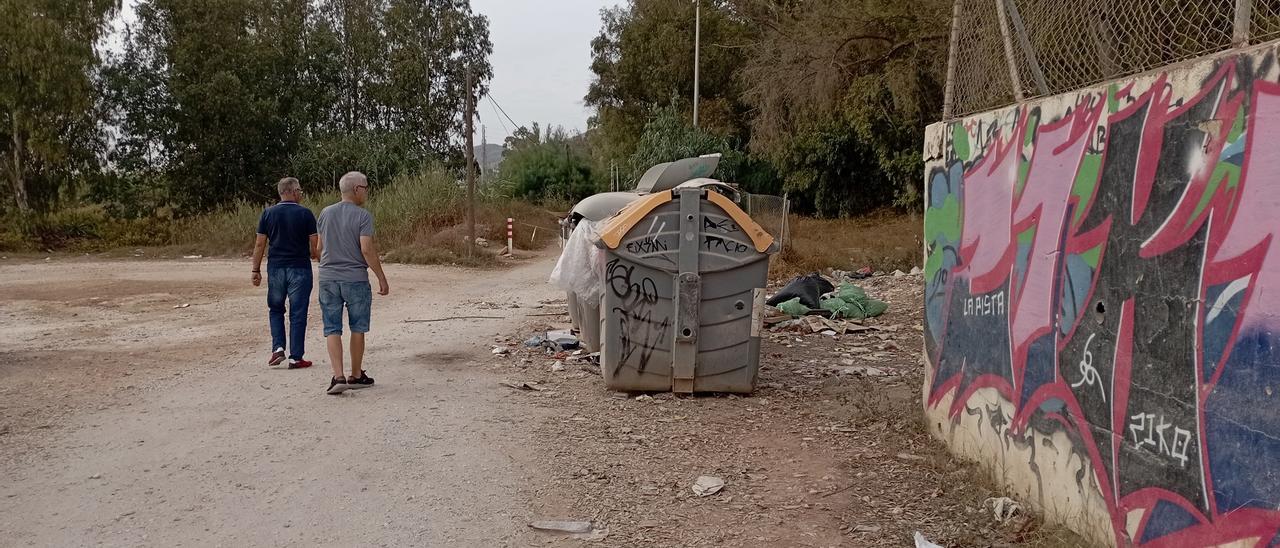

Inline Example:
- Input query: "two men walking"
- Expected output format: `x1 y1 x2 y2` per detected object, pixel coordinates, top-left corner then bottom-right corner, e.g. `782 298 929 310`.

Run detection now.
252 172 389 395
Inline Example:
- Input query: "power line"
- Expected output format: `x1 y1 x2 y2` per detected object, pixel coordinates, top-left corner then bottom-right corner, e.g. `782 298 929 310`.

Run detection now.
486 93 522 132
487 98 510 135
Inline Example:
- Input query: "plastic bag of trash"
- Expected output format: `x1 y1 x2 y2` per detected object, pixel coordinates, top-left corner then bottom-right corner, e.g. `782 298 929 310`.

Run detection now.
549 219 606 305
776 297 811 317
829 282 888 320
766 273 834 310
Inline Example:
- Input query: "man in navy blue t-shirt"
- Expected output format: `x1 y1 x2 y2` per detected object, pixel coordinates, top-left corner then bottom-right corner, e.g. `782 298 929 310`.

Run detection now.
251 177 319 368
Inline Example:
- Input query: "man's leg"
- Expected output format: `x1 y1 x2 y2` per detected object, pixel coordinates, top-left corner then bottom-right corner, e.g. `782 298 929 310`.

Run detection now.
318 281 345 380
286 268 313 361
266 268 287 364
327 335 344 378
346 281 373 385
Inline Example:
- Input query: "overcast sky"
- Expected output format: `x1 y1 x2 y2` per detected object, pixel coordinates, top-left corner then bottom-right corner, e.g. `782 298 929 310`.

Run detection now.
110 1 621 145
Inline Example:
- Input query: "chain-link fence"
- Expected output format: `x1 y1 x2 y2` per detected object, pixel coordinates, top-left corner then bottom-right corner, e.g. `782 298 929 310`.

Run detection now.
737 192 790 253
944 0 1280 118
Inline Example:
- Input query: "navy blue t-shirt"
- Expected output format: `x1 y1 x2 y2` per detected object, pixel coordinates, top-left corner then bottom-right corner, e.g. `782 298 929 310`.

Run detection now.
257 201 317 270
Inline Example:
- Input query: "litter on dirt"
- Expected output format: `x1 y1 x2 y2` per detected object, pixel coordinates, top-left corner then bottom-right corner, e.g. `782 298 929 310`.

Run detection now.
529 520 594 534
500 381 546 392
692 475 725 497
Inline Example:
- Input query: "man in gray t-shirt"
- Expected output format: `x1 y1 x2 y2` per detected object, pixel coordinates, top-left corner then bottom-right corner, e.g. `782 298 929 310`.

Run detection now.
316 171 390 395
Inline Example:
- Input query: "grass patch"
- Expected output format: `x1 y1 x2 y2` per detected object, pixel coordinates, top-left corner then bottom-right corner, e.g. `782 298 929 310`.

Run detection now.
772 210 922 278
1 167 563 267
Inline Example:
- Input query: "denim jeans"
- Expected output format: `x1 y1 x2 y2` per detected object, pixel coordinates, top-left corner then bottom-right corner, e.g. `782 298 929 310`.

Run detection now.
267 267 313 359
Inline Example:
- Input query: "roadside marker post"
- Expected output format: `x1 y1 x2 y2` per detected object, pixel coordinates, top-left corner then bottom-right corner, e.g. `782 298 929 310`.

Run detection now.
507 218 514 255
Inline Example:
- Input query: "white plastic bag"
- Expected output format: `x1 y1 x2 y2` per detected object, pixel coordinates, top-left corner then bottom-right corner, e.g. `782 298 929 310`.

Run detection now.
549 219 606 306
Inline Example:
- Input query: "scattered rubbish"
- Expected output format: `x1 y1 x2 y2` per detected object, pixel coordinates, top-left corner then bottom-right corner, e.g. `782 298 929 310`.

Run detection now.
767 273 834 309
835 365 889 377
182 255 203 259
893 269 907 277
850 524 882 534
545 330 580 351
89 474 102 480
692 475 725 497
762 305 791 325
824 283 888 320
635 395 654 402
985 496 1023 523
500 381 546 392
524 335 547 347
475 237 490 247
530 520 593 534
491 346 510 355
776 298 811 317
914 532 944 548
550 361 565 372
173 303 190 309
896 452 926 461
910 266 923 275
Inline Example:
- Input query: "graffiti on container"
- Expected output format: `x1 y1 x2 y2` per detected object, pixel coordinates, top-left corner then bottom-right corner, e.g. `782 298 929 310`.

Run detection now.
607 258 670 374
626 237 668 255
703 235 749 254
613 306 669 374
607 259 658 308
703 217 740 233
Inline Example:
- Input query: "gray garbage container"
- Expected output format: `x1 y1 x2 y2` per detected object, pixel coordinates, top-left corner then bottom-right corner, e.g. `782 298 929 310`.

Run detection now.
596 179 778 393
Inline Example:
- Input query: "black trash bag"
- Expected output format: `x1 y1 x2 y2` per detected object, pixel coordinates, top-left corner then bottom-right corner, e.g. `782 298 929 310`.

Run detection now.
766 273 834 310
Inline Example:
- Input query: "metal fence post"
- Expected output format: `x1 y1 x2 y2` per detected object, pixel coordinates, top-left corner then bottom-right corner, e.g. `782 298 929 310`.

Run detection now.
1235 0 1253 47
994 0 1026 101
943 0 963 119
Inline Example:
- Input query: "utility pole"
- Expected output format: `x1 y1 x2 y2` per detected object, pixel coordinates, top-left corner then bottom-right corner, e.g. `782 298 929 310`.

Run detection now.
693 0 700 128
481 124 487 179
466 69 476 257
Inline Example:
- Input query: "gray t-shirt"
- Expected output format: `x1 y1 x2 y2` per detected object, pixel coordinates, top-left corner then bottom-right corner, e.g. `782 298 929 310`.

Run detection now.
317 201 374 283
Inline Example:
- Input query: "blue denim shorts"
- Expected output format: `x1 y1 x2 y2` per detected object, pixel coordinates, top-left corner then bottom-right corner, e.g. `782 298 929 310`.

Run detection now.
318 280 372 336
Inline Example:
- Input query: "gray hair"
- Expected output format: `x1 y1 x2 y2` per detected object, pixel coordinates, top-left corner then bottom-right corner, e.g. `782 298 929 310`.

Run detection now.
277 177 300 195
339 171 367 195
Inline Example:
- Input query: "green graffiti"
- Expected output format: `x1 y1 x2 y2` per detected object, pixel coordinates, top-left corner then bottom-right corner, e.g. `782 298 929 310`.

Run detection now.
1107 84 1119 113
924 194 962 280
1228 103 1245 143
953 123 970 162
925 195 962 244
1188 162 1240 227
1070 154 1102 226
1080 245 1101 269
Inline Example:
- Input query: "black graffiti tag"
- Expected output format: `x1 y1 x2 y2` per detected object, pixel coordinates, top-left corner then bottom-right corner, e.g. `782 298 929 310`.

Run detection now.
702 217 740 233
606 259 658 308
703 235 749 253
613 306 670 375
625 236 669 255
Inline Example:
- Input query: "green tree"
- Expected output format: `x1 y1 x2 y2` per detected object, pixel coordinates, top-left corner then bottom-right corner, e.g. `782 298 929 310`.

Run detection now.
0 0 119 211
585 0 753 168
499 126 599 202
732 0 948 214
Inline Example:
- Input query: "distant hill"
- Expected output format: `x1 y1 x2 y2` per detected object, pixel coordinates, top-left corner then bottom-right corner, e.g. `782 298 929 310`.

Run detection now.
473 143 505 173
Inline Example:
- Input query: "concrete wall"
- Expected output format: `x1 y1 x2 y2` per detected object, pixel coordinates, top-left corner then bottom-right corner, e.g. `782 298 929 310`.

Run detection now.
923 42 1280 547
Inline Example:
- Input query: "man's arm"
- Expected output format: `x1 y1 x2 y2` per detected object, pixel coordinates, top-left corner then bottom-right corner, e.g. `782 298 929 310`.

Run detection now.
251 234 267 286
360 235 389 295
310 234 320 261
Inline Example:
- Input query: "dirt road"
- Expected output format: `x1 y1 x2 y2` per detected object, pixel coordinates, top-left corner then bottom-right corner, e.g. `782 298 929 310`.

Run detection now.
0 254 564 546
0 253 1077 547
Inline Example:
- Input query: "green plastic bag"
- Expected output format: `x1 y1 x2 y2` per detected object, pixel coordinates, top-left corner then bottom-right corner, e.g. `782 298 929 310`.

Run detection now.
777 297 810 317
835 283 867 303
820 297 854 319
828 282 889 319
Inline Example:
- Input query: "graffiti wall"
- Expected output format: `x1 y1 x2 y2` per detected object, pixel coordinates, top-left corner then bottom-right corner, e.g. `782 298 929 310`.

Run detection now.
923 43 1280 547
